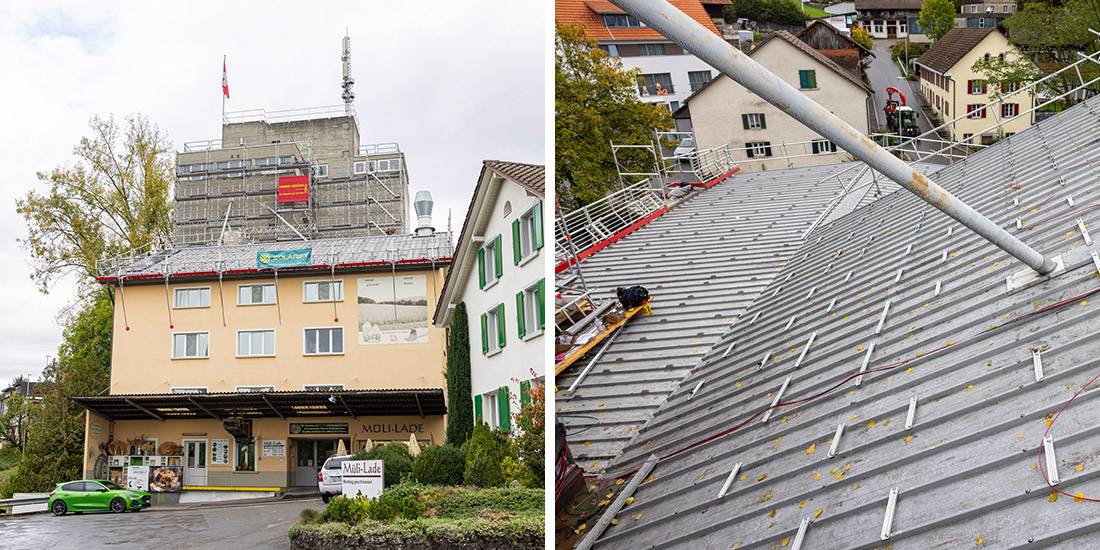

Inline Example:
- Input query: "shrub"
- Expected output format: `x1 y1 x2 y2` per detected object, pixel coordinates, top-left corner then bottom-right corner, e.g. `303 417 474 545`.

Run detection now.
368 488 425 521
324 495 370 524
354 442 413 488
434 487 545 519
850 26 873 51
513 382 544 488
412 444 465 485
299 508 320 524
463 423 509 487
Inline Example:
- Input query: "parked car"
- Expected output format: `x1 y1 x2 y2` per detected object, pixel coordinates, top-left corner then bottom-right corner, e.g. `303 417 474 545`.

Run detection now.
48 479 151 516
318 454 352 503
673 135 696 158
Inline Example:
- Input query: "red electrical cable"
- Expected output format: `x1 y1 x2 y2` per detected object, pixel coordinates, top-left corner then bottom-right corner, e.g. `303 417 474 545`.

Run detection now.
1036 366 1100 502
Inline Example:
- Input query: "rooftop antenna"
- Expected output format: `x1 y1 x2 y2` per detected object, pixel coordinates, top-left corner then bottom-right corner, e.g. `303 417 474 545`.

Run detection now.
341 31 355 116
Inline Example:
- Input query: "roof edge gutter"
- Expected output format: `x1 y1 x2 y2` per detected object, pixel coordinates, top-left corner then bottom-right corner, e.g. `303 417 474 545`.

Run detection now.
612 0 1056 275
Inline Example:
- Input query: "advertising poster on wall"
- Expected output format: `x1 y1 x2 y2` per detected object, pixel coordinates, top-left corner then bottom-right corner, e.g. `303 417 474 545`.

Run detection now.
149 465 183 493
211 439 230 465
262 439 286 457
357 274 429 345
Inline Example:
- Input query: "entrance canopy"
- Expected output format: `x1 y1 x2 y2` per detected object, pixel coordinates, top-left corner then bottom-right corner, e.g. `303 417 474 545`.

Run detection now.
71 389 446 421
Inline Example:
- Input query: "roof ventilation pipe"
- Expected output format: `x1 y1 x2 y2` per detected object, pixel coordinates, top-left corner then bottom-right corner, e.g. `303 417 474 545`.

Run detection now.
610 0 1056 275
414 190 435 236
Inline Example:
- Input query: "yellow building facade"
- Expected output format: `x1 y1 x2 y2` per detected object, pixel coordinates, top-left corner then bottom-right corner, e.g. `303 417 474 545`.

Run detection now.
76 233 453 501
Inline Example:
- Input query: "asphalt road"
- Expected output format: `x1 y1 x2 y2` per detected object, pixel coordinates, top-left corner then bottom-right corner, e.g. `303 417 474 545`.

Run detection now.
866 39 932 134
0 497 324 549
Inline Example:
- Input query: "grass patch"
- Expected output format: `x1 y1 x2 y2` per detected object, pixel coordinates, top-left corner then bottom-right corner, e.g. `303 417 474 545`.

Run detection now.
802 3 830 18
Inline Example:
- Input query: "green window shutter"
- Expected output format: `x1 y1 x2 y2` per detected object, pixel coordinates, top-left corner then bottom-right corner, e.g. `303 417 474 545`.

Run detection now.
808 70 817 89
799 70 808 89
474 394 483 423
497 303 506 349
497 386 511 431
480 313 489 355
741 114 749 129
516 291 526 339
512 219 522 265
477 248 486 289
760 114 767 129
536 279 545 329
493 235 503 279
812 141 820 155
533 201 543 250
520 380 531 409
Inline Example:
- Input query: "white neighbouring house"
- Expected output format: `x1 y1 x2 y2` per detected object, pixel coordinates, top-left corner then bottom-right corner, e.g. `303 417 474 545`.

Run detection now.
434 161 546 432
675 31 873 172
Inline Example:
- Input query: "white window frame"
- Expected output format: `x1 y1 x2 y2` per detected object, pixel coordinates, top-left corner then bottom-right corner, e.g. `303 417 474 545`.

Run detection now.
812 139 837 155
171 332 210 360
483 391 499 429
482 240 499 289
303 279 344 303
745 113 765 129
236 329 276 358
170 387 208 394
237 283 276 306
303 327 345 356
235 386 275 393
173 286 211 309
313 164 329 178
304 384 345 391
486 306 502 356
1003 103 1020 117
517 205 540 265
353 161 367 175
521 282 543 341
745 141 772 158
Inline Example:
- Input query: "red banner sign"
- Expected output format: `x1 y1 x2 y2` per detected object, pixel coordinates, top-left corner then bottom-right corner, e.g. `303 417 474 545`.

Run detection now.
277 175 309 203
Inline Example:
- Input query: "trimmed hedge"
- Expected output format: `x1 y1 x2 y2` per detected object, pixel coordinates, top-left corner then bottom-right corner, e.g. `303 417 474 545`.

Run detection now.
412 444 465 486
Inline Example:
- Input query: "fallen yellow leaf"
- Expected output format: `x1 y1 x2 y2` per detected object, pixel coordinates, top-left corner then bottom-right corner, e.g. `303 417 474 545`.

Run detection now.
814 508 824 518
805 442 817 455
1049 492 1059 502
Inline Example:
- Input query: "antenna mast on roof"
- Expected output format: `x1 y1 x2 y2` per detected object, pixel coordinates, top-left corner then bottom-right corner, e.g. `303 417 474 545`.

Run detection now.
341 31 355 116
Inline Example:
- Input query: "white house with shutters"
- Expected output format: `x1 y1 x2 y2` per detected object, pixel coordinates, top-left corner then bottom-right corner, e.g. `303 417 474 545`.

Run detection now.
434 161 546 433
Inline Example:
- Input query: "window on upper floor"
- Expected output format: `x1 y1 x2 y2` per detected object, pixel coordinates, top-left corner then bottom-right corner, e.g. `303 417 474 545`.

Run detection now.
637 73 673 96
237 330 275 357
512 201 544 265
602 14 645 28
481 304 505 355
353 161 367 174
238 284 276 305
516 279 546 340
798 69 817 90
304 327 344 356
478 235 503 289
811 139 837 155
174 287 211 308
689 70 713 92
236 386 275 393
172 332 210 359
368 158 401 172
742 113 767 129
968 79 985 94
170 387 208 394
639 44 666 56
304 280 343 303
967 104 987 119
745 141 773 158
313 164 329 178
1002 103 1019 117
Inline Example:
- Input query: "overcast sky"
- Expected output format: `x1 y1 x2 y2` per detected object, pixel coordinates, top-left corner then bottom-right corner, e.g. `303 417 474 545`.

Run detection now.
0 1 546 384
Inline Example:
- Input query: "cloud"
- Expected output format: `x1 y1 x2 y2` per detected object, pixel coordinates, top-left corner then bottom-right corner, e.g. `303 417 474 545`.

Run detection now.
0 0 545 383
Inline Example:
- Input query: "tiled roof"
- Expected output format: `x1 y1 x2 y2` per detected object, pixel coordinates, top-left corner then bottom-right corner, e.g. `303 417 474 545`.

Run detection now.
582 94 1100 548
484 160 545 195
797 20 874 56
556 0 721 42
769 31 871 92
917 27 997 74
854 0 923 10
100 232 453 283
557 163 929 473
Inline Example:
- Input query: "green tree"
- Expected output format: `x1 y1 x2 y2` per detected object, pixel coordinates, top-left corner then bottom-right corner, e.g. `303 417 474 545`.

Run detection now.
445 302 473 446
17 114 174 293
971 53 1043 99
1003 0 1100 104
918 0 956 41
725 0 806 25
850 26 874 51
0 391 29 453
513 382 544 488
556 24 672 208
7 289 113 494
463 422 508 487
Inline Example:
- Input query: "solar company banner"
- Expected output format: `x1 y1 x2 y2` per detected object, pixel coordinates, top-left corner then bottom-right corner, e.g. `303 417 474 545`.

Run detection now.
257 248 313 269
277 175 309 203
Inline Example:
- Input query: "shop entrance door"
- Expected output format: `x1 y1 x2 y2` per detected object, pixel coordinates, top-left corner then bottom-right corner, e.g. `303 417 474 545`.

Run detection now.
294 439 347 486
183 439 208 486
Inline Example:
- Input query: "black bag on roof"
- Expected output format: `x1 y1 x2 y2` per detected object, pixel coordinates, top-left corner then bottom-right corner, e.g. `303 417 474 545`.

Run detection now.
617 286 650 309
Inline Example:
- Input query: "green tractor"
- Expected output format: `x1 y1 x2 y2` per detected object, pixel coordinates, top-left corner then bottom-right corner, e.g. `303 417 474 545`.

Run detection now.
884 86 920 138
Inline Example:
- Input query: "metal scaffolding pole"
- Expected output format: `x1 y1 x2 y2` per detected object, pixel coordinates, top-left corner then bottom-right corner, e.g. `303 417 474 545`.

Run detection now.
611 0 1057 274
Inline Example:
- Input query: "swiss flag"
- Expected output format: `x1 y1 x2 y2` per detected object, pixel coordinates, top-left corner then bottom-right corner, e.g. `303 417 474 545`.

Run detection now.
222 55 230 99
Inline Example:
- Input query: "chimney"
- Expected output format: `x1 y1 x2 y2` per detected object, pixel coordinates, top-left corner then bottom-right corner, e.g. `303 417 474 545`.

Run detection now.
414 190 435 236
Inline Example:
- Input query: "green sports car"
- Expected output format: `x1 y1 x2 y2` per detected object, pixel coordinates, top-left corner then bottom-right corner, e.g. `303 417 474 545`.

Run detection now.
48 479 151 516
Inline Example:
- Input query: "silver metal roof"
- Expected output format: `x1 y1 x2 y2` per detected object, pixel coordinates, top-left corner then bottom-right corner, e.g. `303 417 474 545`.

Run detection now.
556 162 931 474
103 232 453 281
587 95 1100 548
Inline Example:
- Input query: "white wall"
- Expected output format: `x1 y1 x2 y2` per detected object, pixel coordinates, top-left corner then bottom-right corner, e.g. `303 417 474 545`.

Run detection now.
618 52 719 111
456 179 545 430
688 37 871 172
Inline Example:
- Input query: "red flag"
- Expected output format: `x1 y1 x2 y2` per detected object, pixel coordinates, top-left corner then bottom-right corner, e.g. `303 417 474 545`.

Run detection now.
222 55 230 99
